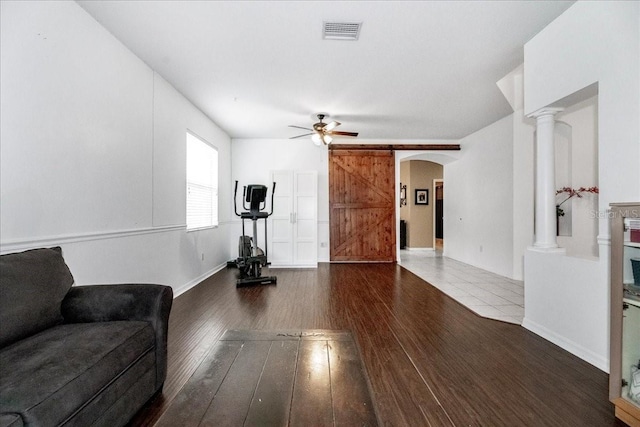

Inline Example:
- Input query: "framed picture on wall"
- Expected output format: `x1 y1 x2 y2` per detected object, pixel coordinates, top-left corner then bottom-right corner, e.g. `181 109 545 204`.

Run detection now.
415 189 429 205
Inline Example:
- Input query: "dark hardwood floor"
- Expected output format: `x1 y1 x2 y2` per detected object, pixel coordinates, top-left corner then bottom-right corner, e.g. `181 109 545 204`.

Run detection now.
129 263 621 426
155 330 378 426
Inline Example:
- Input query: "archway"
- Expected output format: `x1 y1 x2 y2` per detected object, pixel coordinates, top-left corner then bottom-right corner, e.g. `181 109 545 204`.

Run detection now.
395 151 460 261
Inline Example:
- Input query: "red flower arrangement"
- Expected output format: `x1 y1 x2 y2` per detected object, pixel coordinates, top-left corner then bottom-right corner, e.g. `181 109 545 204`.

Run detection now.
556 186 599 217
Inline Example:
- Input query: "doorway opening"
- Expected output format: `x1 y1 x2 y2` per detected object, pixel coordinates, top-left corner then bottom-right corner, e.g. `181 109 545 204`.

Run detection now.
398 160 442 251
394 151 460 261
434 179 443 251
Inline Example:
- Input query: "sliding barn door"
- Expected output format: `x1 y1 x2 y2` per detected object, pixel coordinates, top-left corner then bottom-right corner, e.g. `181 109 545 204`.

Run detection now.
329 149 396 262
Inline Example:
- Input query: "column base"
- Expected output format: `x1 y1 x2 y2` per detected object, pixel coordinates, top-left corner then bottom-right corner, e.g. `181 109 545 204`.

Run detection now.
527 245 566 254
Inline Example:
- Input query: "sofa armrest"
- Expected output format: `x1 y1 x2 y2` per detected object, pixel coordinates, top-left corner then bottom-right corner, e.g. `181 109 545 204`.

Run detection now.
61 284 173 389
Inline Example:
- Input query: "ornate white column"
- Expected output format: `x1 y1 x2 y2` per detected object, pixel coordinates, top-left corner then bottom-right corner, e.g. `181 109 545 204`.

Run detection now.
529 108 564 252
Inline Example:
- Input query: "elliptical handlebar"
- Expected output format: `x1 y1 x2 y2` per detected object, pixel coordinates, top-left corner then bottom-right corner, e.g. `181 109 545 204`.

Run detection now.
269 182 276 216
233 180 240 217
242 186 251 212
233 180 276 217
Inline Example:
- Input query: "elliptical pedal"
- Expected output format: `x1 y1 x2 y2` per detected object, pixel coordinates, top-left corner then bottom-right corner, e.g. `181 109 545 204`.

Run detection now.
236 275 277 287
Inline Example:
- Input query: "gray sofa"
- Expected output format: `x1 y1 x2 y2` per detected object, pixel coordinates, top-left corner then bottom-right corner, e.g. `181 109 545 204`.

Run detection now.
0 247 173 427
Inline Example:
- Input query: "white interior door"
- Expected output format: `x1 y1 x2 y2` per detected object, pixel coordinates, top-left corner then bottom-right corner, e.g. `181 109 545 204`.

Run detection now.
269 170 317 267
270 171 293 265
293 171 317 265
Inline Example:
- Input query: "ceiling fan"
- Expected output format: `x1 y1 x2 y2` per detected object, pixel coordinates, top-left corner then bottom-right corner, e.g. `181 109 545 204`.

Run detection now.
289 113 358 145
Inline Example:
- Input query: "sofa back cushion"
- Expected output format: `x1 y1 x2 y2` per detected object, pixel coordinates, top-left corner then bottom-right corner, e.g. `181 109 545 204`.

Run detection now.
0 247 74 348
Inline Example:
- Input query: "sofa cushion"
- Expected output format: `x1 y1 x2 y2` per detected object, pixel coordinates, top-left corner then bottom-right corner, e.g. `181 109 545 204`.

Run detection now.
0 414 23 427
0 247 74 348
0 321 155 426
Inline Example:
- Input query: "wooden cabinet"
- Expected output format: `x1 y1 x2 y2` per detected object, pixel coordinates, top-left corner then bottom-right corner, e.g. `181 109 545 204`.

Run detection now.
610 203 640 426
269 170 318 268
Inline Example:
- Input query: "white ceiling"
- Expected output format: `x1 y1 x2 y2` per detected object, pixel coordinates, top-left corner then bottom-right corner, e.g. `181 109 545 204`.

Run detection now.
77 1 573 141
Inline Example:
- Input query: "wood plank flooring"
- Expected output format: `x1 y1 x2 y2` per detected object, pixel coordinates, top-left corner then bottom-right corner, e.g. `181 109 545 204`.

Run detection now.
128 263 623 427
155 330 377 426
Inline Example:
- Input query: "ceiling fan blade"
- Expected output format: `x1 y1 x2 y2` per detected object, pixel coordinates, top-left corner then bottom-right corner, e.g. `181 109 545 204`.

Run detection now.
288 125 313 131
330 131 359 137
323 121 340 132
290 133 314 139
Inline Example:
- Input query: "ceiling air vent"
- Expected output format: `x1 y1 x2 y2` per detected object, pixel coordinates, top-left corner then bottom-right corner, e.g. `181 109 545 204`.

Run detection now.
322 21 362 41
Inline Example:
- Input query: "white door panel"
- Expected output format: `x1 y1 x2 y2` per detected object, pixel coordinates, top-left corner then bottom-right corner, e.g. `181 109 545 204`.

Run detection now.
296 196 316 218
294 241 317 265
270 242 292 264
272 219 292 240
296 172 316 194
296 219 316 240
269 170 317 267
272 201 290 217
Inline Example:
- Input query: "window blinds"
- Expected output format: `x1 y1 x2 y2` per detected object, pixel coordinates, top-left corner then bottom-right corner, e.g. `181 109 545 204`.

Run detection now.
186 132 218 229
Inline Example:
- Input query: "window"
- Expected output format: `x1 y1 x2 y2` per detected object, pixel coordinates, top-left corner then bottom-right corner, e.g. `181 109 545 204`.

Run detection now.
186 132 218 230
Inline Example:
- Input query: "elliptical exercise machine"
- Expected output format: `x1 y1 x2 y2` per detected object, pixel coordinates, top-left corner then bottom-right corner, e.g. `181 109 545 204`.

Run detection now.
230 181 277 287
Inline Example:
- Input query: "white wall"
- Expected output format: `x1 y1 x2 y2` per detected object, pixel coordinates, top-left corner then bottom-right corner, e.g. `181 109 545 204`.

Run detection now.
524 1 640 214
1 1 153 239
524 250 607 369
230 139 330 261
443 115 515 278
152 76 233 231
511 102 535 281
523 1 640 371
497 64 536 281
0 1 232 296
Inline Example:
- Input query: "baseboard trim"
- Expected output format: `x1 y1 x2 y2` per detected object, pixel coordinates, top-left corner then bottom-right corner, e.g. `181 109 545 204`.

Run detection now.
403 247 435 251
522 317 609 373
173 262 227 298
270 264 318 269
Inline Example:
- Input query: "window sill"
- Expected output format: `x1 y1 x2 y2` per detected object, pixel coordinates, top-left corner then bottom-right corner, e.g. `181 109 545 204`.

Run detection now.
186 225 218 233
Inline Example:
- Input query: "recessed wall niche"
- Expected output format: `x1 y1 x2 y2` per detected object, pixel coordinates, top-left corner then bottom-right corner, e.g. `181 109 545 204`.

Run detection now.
554 95 599 259
555 121 573 237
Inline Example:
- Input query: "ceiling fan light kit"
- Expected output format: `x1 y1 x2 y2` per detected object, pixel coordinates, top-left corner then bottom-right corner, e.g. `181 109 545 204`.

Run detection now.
289 113 358 146
322 119 339 132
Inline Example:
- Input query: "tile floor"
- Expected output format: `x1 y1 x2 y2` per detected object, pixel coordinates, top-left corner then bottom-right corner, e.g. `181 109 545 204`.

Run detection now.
399 249 524 325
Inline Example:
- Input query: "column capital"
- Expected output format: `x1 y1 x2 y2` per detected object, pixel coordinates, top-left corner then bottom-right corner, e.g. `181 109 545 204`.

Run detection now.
527 107 564 120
